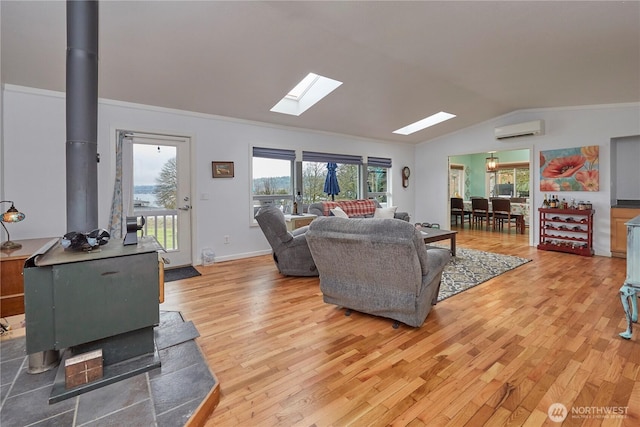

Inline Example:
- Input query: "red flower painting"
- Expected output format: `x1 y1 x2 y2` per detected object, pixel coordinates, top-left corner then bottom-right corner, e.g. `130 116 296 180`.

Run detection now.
541 155 586 178
540 179 560 191
575 170 600 191
539 145 599 192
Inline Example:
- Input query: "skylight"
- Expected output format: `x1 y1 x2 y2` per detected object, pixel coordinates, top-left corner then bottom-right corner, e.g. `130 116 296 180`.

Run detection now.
393 111 456 135
285 73 320 100
271 73 343 116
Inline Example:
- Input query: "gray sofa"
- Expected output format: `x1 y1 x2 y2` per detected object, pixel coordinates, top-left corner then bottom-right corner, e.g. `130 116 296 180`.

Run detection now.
308 199 410 222
255 207 318 276
306 217 451 327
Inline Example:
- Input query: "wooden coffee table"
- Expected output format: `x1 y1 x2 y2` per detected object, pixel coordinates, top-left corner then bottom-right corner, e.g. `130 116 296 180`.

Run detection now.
420 229 457 256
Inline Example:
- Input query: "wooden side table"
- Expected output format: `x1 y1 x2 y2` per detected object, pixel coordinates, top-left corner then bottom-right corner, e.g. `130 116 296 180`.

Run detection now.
284 214 316 231
1 238 57 317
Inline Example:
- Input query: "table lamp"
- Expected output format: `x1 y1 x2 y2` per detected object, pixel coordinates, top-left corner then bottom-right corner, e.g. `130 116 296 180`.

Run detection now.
1 201 26 250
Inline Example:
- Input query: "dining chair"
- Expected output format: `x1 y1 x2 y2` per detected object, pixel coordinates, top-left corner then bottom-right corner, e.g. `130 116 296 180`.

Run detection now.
471 198 491 229
491 198 516 232
450 197 471 226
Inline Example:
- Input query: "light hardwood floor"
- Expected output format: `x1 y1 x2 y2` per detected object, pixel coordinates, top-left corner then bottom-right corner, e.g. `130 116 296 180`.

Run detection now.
162 224 638 426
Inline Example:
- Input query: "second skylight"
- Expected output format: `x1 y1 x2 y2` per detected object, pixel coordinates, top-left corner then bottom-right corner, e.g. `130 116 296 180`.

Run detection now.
393 111 456 135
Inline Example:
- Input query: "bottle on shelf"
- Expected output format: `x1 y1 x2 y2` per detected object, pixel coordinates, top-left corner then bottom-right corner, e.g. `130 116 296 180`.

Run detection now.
294 191 302 214
543 194 550 208
549 195 556 208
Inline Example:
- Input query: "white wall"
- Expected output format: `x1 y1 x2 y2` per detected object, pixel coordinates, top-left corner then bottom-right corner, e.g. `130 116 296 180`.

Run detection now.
2 85 415 263
613 135 640 200
415 103 640 256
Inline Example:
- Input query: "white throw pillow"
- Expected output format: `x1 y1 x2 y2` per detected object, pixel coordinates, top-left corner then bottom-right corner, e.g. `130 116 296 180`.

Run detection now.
330 206 349 218
373 206 397 219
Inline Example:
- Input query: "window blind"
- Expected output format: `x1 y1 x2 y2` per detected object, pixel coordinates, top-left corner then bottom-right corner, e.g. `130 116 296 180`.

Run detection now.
302 151 362 165
253 147 296 160
367 157 392 168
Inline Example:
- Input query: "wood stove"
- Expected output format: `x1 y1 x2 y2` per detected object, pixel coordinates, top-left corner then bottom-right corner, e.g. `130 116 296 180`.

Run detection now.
24 236 163 402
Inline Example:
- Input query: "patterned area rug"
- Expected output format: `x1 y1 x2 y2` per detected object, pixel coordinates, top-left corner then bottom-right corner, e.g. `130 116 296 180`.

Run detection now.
437 247 531 301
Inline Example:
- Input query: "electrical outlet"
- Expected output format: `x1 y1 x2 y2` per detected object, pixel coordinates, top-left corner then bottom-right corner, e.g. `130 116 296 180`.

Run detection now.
224 235 230 244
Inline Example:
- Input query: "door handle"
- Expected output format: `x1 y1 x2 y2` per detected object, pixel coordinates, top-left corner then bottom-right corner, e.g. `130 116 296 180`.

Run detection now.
178 205 191 211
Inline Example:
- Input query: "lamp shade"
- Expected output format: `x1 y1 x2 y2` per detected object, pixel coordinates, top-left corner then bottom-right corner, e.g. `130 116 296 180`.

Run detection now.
1 201 26 250
486 153 499 172
2 208 25 223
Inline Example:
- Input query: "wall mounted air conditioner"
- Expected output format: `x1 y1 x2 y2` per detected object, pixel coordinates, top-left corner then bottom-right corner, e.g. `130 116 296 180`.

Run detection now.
494 120 545 140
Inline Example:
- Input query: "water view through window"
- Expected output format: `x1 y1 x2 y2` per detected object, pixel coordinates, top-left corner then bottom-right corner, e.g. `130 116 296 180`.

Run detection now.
133 143 178 249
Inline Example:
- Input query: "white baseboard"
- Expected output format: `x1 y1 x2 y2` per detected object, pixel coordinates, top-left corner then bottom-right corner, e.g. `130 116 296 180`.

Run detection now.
197 249 272 265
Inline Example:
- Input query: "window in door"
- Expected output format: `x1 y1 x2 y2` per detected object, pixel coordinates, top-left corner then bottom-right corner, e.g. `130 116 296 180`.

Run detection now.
121 131 192 266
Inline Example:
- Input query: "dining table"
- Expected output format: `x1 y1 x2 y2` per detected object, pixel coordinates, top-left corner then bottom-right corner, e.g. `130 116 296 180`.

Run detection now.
462 200 530 233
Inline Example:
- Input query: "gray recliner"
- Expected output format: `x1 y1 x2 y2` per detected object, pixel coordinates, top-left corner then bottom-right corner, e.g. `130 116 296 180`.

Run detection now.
306 217 451 327
255 207 318 276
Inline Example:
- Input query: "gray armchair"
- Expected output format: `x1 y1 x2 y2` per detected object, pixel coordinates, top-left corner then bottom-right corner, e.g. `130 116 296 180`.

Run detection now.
255 207 318 276
306 217 451 327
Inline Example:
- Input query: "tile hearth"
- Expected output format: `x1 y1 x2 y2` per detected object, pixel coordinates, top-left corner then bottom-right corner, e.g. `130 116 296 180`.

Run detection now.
0 311 216 427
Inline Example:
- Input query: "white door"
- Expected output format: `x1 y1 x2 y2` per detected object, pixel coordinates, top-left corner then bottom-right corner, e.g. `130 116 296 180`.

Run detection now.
123 131 192 266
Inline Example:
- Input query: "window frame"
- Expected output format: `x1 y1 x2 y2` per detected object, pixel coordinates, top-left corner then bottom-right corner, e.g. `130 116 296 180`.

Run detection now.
487 161 530 198
301 151 364 203
449 163 465 199
366 156 392 206
250 146 296 224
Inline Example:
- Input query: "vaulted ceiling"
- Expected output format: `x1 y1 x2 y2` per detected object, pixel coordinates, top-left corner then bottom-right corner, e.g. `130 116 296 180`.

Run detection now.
2 1 639 144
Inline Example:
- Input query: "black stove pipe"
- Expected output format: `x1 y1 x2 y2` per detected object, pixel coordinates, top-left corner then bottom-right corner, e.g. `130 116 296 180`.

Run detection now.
66 0 99 232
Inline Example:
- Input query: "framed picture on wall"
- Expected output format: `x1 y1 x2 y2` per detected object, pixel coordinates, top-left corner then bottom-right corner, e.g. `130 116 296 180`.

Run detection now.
540 145 599 191
212 161 234 178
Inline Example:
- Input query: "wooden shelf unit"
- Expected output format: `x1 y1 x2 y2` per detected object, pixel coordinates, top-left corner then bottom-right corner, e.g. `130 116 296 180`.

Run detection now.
1 238 56 317
537 208 594 257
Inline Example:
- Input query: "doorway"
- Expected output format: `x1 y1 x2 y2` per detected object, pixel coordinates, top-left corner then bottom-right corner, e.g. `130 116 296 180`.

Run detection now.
122 131 193 266
448 148 532 242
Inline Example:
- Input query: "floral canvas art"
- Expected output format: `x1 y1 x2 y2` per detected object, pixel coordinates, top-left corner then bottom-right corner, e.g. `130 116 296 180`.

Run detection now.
540 145 599 192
